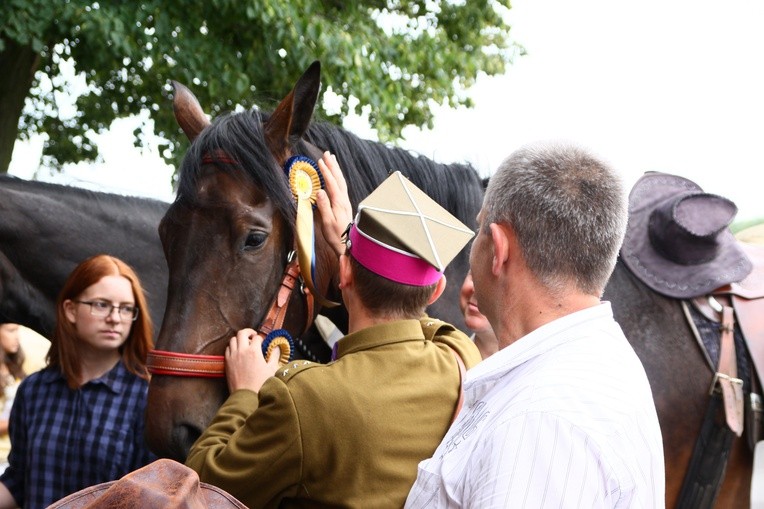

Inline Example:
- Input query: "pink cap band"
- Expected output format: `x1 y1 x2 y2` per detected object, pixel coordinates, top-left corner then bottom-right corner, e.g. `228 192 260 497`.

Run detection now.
348 224 443 286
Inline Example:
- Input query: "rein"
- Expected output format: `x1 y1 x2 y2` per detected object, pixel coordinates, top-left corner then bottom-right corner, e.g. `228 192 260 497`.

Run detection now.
146 253 315 378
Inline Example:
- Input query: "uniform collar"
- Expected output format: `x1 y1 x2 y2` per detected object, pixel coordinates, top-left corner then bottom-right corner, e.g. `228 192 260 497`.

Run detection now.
333 319 425 361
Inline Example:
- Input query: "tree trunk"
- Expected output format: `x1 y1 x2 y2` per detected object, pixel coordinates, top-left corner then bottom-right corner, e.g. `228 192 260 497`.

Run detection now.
0 37 40 174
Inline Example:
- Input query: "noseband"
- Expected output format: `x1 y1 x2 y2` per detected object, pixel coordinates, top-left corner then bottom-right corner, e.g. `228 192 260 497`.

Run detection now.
146 252 315 378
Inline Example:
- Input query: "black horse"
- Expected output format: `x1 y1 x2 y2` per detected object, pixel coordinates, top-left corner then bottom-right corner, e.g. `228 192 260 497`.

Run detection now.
0 175 169 337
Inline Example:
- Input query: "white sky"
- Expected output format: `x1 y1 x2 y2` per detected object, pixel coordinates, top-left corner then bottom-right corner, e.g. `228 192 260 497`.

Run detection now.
9 0 764 221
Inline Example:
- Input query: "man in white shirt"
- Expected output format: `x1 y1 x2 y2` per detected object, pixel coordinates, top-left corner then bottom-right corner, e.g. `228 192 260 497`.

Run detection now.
406 142 665 508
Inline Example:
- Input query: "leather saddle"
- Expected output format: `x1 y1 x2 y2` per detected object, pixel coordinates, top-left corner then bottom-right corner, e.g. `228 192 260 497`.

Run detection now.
692 242 764 383
688 242 764 442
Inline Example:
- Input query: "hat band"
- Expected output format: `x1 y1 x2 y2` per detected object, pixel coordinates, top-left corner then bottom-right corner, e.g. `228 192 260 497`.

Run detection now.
348 224 443 286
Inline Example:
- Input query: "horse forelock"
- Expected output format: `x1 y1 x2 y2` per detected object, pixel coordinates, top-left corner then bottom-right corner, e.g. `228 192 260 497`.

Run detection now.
175 109 297 231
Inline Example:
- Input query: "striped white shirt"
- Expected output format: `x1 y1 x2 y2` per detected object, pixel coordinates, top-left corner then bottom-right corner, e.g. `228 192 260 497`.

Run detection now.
405 303 665 508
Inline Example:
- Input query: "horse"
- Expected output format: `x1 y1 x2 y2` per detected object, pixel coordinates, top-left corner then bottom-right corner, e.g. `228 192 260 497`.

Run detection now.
145 61 754 507
145 60 484 461
0 175 170 338
605 255 755 508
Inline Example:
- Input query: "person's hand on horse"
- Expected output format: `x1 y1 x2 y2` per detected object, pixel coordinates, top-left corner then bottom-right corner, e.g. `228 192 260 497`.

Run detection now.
224 328 281 394
317 151 352 258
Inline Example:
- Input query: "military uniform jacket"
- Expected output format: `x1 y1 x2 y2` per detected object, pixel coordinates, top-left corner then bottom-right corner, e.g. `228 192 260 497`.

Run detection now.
185 317 481 508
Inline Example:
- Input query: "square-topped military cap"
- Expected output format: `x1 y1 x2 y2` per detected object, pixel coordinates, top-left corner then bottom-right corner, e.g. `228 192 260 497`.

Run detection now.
346 171 475 286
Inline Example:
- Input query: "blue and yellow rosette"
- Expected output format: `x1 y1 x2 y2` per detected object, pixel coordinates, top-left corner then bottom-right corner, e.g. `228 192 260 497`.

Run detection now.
284 156 339 308
262 329 294 365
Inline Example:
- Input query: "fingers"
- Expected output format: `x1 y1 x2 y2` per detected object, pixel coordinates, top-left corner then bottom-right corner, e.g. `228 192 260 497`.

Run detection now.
319 151 347 200
227 328 261 356
318 152 351 216
225 329 270 393
317 151 353 257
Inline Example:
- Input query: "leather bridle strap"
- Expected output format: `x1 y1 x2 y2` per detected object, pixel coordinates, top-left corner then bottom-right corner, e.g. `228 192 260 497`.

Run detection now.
146 350 225 378
147 256 315 378
712 297 744 435
258 256 312 336
676 294 743 508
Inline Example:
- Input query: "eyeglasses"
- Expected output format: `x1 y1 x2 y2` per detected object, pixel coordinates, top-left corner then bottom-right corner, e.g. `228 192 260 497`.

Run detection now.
75 300 139 321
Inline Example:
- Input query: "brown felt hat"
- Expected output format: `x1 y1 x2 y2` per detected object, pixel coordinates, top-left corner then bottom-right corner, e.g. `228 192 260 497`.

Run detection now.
347 171 474 286
620 171 752 298
46 459 247 509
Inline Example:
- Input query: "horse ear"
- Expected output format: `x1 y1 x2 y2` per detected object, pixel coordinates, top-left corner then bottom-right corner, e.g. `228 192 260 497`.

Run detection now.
172 81 211 142
265 61 322 164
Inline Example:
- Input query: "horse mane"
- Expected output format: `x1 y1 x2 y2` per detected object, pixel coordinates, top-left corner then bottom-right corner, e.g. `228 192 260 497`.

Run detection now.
301 121 484 228
174 108 485 233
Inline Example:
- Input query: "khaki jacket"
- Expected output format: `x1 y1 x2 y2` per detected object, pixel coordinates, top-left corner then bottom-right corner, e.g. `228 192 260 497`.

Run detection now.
186 317 481 508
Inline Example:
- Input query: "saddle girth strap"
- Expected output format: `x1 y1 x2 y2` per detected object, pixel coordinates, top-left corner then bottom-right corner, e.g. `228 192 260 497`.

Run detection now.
676 297 744 508
675 392 736 508
713 301 744 436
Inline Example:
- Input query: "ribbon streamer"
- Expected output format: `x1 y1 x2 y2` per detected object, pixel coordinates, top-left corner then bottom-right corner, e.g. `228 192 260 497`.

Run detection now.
285 156 339 308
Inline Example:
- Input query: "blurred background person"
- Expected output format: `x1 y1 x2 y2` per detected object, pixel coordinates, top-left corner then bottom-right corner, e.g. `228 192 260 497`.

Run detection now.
459 271 498 359
0 324 27 475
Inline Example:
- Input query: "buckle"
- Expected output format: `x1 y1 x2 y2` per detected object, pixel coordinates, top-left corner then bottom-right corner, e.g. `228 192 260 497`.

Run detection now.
709 371 744 396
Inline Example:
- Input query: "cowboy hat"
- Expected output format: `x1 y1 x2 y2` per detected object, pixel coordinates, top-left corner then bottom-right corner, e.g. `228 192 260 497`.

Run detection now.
46 459 247 509
620 171 752 298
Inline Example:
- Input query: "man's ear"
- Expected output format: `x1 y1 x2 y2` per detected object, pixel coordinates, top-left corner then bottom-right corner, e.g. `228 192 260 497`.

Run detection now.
427 275 447 305
339 253 353 289
489 223 510 276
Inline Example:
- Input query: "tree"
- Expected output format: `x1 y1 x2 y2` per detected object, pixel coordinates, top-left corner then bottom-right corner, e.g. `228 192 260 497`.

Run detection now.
0 0 520 178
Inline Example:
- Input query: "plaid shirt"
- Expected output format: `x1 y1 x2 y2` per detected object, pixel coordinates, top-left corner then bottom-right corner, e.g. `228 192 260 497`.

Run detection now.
0 361 156 509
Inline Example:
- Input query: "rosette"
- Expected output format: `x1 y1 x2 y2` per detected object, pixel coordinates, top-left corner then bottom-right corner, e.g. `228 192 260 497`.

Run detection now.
262 329 294 365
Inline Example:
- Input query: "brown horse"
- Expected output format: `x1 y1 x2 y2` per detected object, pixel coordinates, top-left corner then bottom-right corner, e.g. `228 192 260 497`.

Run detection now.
145 61 484 459
604 257 754 508
145 61 754 507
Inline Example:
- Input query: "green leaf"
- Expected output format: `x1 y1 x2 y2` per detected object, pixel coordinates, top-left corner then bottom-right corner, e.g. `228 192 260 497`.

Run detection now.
1 0 520 173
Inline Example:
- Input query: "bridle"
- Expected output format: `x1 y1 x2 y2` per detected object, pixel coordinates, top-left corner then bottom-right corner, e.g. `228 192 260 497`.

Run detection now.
146 250 316 378
146 146 339 378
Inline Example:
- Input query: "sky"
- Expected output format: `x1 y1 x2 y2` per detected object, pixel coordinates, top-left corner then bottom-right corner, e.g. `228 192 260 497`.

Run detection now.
8 0 764 221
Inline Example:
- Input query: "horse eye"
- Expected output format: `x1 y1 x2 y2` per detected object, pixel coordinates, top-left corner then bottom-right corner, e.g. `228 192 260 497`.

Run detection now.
244 231 267 250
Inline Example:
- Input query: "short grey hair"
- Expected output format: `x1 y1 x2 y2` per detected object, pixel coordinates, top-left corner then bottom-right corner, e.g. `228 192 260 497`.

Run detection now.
482 142 627 295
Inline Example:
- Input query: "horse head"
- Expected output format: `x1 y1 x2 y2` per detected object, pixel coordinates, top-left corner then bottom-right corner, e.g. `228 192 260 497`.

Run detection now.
146 62 341 460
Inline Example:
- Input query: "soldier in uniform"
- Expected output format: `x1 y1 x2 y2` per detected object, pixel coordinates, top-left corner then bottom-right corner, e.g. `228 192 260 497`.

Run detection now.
185 152 482 508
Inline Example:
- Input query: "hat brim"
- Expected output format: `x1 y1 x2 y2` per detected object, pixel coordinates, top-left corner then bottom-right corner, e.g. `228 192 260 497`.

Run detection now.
621 171 752 298
46 479 247 509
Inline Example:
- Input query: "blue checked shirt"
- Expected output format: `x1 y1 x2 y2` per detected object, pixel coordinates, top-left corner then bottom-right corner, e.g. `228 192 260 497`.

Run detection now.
0 361 156 509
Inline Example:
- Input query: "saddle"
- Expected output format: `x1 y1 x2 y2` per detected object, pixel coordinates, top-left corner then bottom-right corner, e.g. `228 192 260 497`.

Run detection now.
689 243 764 448
692 243 764 386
